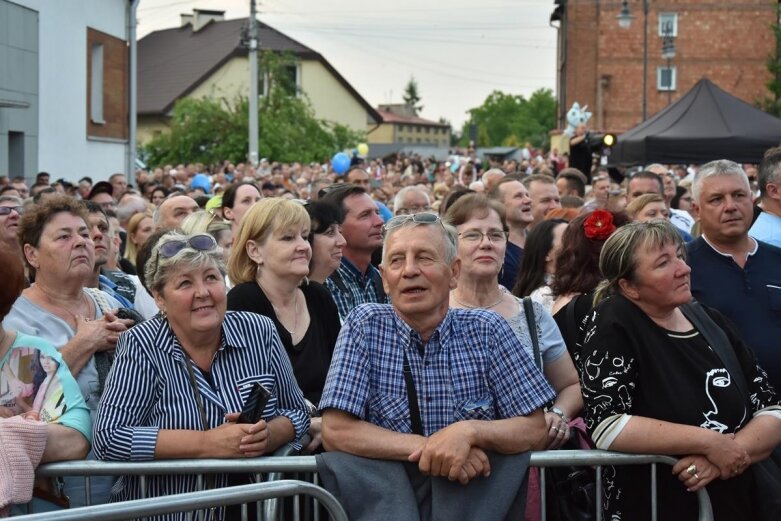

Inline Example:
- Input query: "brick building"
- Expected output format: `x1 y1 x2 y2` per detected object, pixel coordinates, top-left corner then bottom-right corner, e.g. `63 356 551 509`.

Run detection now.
551 0 778 133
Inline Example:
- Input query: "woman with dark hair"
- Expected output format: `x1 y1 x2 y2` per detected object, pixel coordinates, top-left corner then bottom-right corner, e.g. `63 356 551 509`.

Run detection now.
221 181 261 236
304 200 346 284
149 186 169 207
512 219 568 312
550 209 629 352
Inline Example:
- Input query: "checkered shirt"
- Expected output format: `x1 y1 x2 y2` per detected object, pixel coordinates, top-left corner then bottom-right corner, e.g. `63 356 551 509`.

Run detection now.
324 258 388 322
319 304 555 436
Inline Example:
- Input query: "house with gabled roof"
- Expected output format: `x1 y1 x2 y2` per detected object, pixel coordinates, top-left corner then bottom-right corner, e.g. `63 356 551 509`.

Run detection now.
137 8 380 144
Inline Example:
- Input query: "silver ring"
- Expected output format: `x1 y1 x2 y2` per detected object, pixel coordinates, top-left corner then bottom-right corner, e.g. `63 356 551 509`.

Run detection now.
693 473 700 480
686 464 697 476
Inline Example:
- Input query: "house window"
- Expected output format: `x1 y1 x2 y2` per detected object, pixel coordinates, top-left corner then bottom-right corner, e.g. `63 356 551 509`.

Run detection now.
659 12 677 37
657 66 676 91
259 64 300 96
86 28 127 140
90 43 105 124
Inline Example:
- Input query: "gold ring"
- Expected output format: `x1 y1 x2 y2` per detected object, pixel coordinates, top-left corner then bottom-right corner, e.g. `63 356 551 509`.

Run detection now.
686 464 697 476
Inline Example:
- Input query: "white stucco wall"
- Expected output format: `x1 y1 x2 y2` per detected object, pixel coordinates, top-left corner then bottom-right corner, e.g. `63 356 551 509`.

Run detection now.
14 0 128 182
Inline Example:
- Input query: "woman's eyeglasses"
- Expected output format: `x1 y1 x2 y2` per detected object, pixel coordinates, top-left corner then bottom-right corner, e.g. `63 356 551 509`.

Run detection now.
458 230 508 243
157 234 217 260
0 206 24 216
383 212 442 234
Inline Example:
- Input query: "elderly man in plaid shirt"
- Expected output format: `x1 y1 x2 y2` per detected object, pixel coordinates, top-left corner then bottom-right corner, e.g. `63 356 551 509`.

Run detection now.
320 212 553 486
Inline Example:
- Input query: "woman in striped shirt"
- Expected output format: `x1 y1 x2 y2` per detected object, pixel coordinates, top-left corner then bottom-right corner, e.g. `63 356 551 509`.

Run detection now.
93 232 309 518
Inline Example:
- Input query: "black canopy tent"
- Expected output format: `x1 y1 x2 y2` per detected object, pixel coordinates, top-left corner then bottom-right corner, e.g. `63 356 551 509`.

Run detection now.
611 78 781 165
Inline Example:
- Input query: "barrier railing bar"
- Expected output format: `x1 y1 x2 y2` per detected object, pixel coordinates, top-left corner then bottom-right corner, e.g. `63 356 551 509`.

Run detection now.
15 480 348 521
84 476 92 506
596 464 602 521
651 463 658 521
540 467 547 521
35 451 714 521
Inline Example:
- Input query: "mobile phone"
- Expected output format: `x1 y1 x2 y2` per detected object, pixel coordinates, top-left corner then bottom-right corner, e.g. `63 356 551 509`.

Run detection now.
237 383 271 424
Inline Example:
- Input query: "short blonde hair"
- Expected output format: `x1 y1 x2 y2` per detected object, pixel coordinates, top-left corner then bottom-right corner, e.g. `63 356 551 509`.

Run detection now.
625 193 664 219
228 198 310 284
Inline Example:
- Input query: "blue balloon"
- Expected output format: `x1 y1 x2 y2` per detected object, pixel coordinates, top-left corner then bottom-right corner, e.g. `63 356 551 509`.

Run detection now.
332 152 351 175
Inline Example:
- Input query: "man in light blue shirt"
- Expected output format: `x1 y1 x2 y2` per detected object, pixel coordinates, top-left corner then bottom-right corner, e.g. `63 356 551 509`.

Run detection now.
749 147 781 248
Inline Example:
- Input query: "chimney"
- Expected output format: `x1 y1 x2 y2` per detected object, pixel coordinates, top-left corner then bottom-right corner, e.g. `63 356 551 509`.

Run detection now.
181 8 225 32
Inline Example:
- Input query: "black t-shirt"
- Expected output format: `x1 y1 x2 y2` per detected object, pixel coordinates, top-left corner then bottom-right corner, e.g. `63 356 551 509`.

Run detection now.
227 281 341 405
568 136 592 182
579 295 779 520
552 292 594 358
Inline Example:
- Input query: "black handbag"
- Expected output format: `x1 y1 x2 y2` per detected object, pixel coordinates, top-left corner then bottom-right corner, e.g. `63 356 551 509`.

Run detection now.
523 297 596 521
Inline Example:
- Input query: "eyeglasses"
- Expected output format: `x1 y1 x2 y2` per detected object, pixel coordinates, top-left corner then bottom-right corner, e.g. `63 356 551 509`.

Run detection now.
458 230 508 243
156 234 217 260
0 206 24 216
396 205 432 215
383 212 442 234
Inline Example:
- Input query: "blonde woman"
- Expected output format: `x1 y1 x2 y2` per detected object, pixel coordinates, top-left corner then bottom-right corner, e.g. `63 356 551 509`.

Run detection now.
181 211 233 264
227 199 340 451
626 193 670 222
123 211 154 267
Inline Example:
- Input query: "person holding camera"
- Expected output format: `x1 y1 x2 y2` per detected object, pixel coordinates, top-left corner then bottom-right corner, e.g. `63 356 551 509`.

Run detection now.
568 123 593 183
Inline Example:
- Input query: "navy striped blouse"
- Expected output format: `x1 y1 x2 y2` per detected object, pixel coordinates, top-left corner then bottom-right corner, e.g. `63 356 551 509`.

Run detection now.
93 311 309 509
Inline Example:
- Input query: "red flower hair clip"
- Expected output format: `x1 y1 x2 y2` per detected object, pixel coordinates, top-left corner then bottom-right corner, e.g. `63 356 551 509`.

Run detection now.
583 210 616 241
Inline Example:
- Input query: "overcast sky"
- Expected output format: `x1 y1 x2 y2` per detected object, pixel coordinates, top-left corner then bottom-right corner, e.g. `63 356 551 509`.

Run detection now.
137 0 558 129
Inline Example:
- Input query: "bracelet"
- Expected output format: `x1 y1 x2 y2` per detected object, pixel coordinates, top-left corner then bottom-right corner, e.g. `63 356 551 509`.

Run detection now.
548 406 569 422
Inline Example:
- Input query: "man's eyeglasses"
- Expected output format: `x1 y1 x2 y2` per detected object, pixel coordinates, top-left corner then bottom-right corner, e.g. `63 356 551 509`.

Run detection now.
156 234 217 260
0 206 24 216
383 212 442 234
395 205 432 216
458 230 508 244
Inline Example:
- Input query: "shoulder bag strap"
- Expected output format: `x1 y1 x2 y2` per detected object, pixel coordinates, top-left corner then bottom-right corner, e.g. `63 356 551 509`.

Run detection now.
680 302 750 398
523 297 542 369
403 351 424 436
564 294 580 351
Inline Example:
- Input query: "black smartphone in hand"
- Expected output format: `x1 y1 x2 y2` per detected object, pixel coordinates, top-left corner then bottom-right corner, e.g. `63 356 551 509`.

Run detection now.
237 383 271 424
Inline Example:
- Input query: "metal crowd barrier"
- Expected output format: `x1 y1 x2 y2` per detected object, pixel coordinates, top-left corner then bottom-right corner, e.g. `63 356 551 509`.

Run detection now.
30 450 714 521
13 480 348 521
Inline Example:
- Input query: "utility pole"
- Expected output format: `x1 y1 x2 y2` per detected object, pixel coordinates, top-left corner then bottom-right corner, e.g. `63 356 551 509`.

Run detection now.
248 0 259 166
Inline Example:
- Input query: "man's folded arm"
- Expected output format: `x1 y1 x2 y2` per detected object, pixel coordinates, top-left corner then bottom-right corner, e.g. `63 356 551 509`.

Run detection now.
322 408 425 461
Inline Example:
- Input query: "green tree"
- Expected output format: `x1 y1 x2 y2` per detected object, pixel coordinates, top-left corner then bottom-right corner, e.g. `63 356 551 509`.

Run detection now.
403 76 423 115
458 88 556 149
143 52 364 165
758 8 781 116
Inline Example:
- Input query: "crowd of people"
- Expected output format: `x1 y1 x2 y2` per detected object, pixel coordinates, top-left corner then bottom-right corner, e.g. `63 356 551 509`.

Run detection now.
1 146 781 520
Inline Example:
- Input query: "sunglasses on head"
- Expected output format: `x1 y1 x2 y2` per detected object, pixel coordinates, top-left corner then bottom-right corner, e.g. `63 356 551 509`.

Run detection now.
0 206 23 216
157 234 217 260
383 212 442 234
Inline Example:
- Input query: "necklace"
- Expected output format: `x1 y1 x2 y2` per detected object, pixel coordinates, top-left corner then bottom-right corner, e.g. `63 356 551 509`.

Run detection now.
259 281 301 336
452 290 504 309
33 284 90 326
